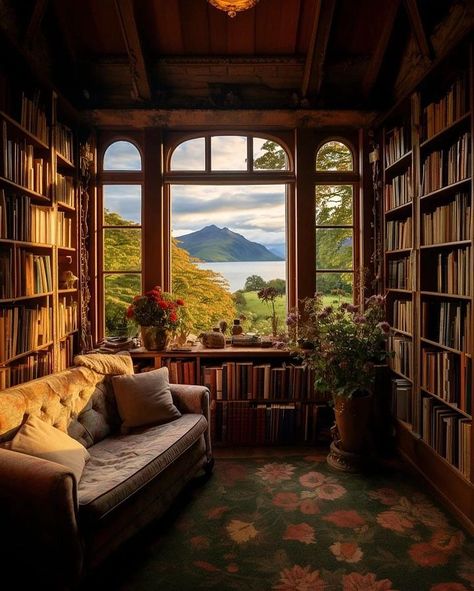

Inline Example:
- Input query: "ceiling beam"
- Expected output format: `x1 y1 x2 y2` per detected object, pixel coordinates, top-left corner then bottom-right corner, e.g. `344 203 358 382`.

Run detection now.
301 0 336 100
24 0 49 46
83 108 376 129
361 0 401 99
114 0 151 102
403 0 432 61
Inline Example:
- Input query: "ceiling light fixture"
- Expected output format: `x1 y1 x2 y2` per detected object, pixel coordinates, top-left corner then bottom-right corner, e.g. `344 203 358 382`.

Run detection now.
208 0 259 18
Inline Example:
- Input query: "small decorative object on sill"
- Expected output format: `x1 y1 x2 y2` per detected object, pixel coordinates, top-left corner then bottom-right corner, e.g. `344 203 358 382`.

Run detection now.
231 318 243 336
201 327 225 349
140 326 170 351
99 336 135 352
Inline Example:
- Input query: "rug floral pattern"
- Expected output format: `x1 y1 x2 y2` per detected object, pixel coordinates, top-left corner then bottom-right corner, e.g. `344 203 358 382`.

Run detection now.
98 456 474 591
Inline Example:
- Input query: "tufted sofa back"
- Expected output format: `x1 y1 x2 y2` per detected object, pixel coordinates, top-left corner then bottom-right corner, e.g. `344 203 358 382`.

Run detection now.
0 353 134 447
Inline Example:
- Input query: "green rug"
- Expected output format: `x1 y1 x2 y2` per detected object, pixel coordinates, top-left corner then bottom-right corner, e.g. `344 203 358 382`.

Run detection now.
90 455 474 591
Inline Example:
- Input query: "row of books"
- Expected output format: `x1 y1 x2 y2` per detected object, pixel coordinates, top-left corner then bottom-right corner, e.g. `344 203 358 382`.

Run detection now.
386 217 412 251
432 247 471 296
56 173 74 207
57 334 75 371
387 255 413 290
384 168 413 210
11 250 52 297
421 192 470 245
210 400 327 445
422 74 468 141
2 123 50 195
422 300 471 353
385 125 410 168
57 211 73 248
391 298 413 333
420 133 471 195
391 377 412 424
0 304 52 363
20 90 49 145
421 348 471 413
57 297 78 337
422 397 471 478
202 362 320 402
389 334 412 378
55 122 73 162
0 349 53 389
161 358 196 385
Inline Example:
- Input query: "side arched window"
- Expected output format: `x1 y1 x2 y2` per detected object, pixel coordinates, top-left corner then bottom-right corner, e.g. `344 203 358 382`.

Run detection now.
314 140 357 301
100 140 143 336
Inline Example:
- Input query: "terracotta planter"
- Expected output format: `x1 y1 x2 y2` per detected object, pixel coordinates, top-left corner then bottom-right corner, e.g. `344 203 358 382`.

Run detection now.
333 390 373 454
140 326 170 351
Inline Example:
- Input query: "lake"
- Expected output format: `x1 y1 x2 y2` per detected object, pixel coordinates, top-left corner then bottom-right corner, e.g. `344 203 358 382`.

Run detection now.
197 261 286 292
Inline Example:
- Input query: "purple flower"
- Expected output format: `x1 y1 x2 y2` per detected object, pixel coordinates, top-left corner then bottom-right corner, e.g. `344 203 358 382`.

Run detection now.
377 321 390 333
286 312 299 326
317 310 330 320
346 304 359 313
354 315 367 324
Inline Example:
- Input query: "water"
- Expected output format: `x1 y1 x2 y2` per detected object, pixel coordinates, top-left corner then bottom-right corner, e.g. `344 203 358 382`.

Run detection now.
196 260 286 292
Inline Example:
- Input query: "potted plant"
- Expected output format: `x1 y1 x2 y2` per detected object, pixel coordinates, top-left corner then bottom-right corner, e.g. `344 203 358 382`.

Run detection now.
289 291 392 468
127 286 185 350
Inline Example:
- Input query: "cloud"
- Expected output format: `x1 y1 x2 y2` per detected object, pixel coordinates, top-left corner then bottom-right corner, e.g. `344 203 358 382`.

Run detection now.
104 185 141 223
104 141 141 170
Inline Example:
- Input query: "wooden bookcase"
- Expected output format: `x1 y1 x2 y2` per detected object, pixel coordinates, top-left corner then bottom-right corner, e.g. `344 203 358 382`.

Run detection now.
0 74 79 389
130 345 331 446
382 38 474 531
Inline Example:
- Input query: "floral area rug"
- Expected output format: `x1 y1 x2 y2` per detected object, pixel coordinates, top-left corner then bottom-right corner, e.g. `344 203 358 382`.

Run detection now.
89 455 474 591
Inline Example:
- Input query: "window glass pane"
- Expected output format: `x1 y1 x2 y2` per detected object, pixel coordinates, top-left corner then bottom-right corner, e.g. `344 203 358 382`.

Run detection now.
171 184 286 337
253 138 288 170
316 141 353 171
103 141 141 171
104 228 141 271
171 138 205 171
211 136 247 171
103 185 141 227
316 228 353 269
316 185 353 226
104 273 141 337
316 272 353 300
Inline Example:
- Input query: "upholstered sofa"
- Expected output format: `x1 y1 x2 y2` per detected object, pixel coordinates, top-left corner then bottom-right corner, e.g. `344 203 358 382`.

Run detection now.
0 353 213 590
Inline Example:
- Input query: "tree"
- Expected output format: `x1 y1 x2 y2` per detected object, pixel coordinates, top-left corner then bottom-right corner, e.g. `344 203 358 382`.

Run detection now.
253 140 286 170
266 278 285 294
244 275 266 291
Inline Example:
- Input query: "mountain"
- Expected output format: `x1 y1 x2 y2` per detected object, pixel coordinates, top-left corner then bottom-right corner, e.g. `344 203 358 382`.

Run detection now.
267 244 286 258
176 225 284 262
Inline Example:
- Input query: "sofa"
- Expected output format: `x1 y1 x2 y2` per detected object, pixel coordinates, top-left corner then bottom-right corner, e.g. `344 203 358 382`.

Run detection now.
0 353 213 590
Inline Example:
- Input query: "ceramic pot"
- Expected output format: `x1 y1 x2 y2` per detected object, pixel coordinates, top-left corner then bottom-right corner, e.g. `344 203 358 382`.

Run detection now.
140 326 169 351
333 390 373 454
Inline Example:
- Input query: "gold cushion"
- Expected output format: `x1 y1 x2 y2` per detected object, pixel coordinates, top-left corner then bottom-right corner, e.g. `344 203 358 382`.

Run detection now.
112 367 181 430
10 415 90 483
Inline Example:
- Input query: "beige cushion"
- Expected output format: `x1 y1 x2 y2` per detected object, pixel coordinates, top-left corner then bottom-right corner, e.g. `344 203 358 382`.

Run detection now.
112 367 181 430
10 415 90 483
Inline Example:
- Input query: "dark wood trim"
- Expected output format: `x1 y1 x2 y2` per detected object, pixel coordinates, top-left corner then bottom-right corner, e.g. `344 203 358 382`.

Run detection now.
24 0 49 46
113 0 152 102
362 0 401 99
403 0 432 61
84 109 376 130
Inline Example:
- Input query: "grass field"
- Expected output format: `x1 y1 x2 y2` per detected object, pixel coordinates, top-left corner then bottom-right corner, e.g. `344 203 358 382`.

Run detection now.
236 291 352 336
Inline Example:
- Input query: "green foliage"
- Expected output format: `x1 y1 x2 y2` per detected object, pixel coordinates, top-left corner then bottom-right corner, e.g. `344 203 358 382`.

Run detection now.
253 140 286 170
244 275 267 291
235 290 287 336
315 141 353 171
266 278 285 294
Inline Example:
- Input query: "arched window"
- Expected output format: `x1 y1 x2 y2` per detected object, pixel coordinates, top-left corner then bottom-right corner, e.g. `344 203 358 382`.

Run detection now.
103 140 142 171
314 140 357 301
316 140 353 171
166 134 292 337
100 140 143 336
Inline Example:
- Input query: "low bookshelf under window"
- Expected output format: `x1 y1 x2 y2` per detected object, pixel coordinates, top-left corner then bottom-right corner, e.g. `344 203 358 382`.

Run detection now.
129 345 332 446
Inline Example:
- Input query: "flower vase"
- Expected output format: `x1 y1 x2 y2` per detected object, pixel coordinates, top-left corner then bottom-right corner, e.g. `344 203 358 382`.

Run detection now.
140 326 170 351
333 390 373 454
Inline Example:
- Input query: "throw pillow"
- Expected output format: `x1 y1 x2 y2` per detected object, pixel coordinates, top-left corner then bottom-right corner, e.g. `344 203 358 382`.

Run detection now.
111 367 181 430
10 415 90 483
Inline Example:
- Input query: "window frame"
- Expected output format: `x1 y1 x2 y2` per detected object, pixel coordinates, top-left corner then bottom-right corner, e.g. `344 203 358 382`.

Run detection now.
313 137 360 302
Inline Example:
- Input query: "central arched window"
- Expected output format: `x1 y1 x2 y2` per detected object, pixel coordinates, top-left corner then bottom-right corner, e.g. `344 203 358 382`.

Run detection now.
165 134 293 337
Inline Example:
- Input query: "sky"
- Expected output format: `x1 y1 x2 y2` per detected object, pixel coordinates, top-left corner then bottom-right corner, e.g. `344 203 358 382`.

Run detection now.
103 139 287 249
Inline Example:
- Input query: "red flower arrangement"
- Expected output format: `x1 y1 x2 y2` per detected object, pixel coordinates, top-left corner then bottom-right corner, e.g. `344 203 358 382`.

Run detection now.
126 286 185 330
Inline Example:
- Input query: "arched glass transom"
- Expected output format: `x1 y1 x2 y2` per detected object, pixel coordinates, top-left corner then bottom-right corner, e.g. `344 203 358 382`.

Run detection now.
103 141 142 171
316 141 353 172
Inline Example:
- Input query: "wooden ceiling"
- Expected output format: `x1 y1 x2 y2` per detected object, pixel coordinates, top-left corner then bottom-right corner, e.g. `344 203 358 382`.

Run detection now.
0 0 473 115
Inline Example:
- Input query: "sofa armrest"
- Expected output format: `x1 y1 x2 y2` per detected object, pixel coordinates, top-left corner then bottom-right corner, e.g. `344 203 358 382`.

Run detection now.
0 448 83 587
170 384 212 461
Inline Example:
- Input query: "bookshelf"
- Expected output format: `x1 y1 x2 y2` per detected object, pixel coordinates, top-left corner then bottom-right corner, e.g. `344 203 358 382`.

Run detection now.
130 346 331 446
382 38 474 530
0 77 80 389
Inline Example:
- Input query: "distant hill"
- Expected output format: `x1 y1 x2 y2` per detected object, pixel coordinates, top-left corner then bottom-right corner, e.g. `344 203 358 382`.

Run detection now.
176 225 284 262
